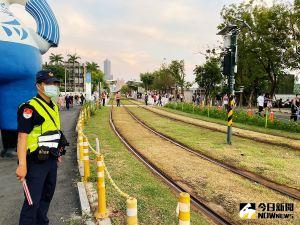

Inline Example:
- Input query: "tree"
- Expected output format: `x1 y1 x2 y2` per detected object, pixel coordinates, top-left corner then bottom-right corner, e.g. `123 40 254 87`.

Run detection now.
67 53 81 64
85 61 104 92
86 61 99 73
121 85 130 94
49 53 63 65
140 72 155 91
219 0 299 98
91 70 104 92
152 68 175 92
126 81 139 91
194 57 222 103
168 60 186 94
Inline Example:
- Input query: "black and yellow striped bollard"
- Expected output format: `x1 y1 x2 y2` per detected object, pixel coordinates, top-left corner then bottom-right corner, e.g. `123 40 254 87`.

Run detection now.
227 94 234 144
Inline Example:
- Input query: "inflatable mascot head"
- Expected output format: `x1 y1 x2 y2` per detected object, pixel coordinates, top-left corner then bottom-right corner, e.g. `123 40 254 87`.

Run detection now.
0 0 59 130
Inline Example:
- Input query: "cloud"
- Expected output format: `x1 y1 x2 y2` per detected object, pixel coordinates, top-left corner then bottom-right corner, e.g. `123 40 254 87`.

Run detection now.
10 0 282 82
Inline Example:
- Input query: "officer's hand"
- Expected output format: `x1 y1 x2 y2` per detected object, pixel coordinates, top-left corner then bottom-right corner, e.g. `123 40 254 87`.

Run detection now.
16 165 27 182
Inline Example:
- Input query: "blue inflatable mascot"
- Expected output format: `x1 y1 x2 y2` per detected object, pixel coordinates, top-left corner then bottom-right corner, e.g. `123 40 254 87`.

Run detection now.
0 0 59 156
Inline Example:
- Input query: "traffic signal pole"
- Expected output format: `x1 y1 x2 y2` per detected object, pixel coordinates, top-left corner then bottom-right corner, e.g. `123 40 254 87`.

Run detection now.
227 31 238 145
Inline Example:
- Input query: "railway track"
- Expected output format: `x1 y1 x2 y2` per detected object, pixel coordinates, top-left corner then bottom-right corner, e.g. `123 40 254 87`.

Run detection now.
123 105 300 201
109 106 232 225
127 99 300 149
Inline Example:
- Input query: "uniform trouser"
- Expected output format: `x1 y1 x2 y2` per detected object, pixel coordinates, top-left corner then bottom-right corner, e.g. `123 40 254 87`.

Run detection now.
19 157 57 225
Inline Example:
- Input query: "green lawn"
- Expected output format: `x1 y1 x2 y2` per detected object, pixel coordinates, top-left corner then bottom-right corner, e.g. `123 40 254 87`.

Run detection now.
161 107 300 140
83 107 210 225
128 107 300 189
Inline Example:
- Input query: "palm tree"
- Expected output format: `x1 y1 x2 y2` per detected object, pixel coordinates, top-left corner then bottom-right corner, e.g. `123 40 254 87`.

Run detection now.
67 53 81 65
67 53 81 91
49 53 63 65
86 61 99 72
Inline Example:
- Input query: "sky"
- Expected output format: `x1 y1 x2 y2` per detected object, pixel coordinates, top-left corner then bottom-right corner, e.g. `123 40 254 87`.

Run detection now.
10 0 277 82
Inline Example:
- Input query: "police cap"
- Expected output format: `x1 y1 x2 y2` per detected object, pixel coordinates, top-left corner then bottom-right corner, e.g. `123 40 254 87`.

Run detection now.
36 70 60 84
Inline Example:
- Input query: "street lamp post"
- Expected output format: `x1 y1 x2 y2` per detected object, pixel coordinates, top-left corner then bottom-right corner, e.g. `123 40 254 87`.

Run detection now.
218 24 239 145
64 65 67 95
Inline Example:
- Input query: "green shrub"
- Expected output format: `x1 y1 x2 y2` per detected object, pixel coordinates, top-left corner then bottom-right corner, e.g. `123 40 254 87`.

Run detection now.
164 103 300 133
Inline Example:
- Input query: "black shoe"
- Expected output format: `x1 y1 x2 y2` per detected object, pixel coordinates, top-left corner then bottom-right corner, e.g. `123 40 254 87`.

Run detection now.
0 149 7 158
1 148 17 158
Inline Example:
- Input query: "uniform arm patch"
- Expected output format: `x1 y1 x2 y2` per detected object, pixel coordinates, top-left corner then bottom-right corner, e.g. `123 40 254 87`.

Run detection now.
23 108 33 119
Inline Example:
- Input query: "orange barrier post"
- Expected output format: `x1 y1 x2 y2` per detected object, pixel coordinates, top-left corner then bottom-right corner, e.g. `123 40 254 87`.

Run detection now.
269 111 274 122
126 198 138 225
94 155 108 219
78 131 84 162
83 136 90 182
178 193 190 225
247 109 254 117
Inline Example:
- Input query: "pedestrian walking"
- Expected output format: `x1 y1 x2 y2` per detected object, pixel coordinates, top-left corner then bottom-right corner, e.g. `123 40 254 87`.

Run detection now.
192 94 196 105
158 94 162 106
196 94 200 106
216 93 222 106
65 94 70 110
80 93 85 105
257 94 264 116
115 91 121 107
74 94 79 106
153 94 157 105
16 70 69 225
180 93 184 102
57 94 64 110
70 94 74 108
291 94 299 121
145 93 149 106
222 94 229 109
101 91 107 106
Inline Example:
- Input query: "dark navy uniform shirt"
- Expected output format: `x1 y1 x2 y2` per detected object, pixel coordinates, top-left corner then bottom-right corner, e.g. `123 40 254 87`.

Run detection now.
17 95 55 134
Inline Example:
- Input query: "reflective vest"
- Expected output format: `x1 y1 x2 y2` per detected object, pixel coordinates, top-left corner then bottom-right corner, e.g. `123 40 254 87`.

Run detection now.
26 97 61 153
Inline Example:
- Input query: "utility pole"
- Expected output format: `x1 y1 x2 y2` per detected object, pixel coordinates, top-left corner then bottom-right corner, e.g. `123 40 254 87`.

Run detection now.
218 25 239 145
65 65 67 96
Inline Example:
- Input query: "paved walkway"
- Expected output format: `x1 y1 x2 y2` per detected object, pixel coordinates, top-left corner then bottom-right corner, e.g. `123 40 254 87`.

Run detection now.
0 107 82 225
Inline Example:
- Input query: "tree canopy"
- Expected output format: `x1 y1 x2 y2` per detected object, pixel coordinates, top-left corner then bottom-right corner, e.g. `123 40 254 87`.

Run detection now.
194 57 222 100
219 0 299 98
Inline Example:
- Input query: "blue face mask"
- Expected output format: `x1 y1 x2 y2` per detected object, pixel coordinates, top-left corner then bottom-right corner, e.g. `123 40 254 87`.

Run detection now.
44 85 59 98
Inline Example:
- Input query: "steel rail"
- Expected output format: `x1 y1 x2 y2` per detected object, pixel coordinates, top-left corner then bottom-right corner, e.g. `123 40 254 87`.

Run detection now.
124 106 300 201
110 107 232 225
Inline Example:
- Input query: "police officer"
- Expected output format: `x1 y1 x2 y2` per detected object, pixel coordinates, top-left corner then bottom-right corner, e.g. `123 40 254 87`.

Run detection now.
16 70 67 225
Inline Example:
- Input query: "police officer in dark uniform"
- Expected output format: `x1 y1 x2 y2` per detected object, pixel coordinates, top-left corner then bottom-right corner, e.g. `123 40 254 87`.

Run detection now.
16 70 68 225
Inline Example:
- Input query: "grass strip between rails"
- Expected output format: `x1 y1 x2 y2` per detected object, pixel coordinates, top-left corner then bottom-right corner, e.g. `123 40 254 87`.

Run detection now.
83 107 210 225
161 107 300 140
128 107 300 189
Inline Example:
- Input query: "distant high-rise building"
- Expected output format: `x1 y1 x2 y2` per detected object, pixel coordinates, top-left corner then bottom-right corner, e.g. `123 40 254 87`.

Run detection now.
104 59 112 80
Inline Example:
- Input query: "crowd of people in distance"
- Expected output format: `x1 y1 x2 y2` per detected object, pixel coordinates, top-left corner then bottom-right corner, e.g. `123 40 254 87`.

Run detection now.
57 93 85 110
257 94 300 121
135 91 300 122
142 92 179 106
